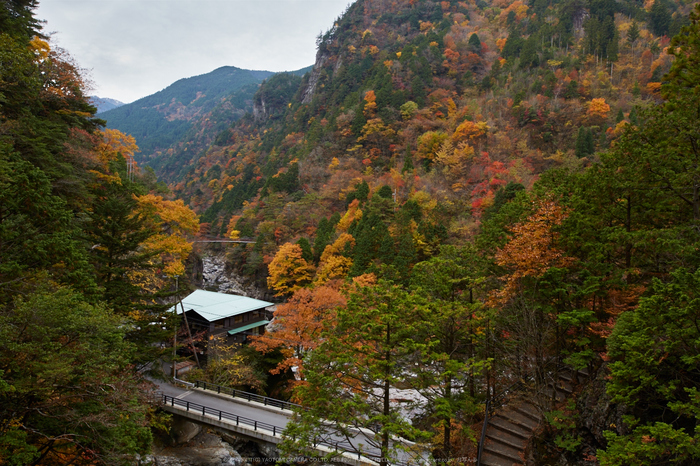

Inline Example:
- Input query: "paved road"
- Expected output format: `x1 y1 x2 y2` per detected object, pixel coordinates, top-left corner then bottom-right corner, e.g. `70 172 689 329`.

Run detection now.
153 379 294 431
152 378 429 465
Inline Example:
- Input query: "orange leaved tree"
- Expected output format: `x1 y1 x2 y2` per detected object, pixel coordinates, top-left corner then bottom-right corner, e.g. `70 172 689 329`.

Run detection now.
489 198 582 390
490 198 574 306
249 284 345 381
586 97 611 125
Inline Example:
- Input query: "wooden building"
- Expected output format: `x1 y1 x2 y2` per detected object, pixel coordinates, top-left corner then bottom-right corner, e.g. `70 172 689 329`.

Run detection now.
174 290 274 344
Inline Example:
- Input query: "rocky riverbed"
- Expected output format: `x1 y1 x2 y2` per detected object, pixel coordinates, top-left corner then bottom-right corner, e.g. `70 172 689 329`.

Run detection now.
141 430 243 465
200 254 267 300
140 428 277 466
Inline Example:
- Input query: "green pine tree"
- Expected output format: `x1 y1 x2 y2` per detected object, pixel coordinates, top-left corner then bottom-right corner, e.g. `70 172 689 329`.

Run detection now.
627 20 640 44
650 0 672 37
281 281 428 466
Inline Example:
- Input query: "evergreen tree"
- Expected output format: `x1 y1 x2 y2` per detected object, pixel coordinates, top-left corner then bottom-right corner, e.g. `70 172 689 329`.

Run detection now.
584 16 602 57
564 80 579 99
356 180 370 202
507 10 517 26
85 170 156 314
629 106 639 125
296 237 314 263
350 212 391 276
0 150 95 298
0 0 42 41
376 184 393 199
83 160 173 367
607 26 619 61
282 281 428 466
520 35 540 68
402 148 414 173
650 0 672 37
0 3 191 462
484 182 526 220
502 30 524 59
0 284 154 464
468 32 482 54
616 108 624 123
575 127 595 157
627 20 640 44
410 246 487 459
313 216 338 262
632 81 641 97
602 269 700 464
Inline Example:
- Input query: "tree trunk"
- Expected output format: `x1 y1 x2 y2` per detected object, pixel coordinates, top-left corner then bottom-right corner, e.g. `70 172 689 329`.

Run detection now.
625 195 632 268
381 323 391 466
444 376 452 459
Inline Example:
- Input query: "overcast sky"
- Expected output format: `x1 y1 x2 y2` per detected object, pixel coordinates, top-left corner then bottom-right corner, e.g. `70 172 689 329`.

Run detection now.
36 0 351 104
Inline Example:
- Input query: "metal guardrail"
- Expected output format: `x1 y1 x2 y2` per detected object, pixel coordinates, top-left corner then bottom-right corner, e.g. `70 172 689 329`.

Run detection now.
174 377 195 388
162 394 286 436
161 394 368 462
194 380 302 411
162 393 423 465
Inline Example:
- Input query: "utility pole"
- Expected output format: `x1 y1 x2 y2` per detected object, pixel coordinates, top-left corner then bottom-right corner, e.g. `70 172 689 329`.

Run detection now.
178 283 201 370
172 276 179 377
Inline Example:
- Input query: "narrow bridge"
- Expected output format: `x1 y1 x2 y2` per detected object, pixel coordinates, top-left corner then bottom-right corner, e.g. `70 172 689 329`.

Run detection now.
157 379 429 466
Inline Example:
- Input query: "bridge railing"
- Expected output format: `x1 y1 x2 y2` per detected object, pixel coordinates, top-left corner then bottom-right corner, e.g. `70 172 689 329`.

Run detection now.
161 394 425 465
194 380 302 411
162 394 286 436
161 394 364 461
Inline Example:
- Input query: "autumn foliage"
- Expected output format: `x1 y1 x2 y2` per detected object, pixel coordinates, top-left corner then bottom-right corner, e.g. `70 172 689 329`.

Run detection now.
136 194 200 276
250 284 345 380
267 243 315 296
490 199 575 305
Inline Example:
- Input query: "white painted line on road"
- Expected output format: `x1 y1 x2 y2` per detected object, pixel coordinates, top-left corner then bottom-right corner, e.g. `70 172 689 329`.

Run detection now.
176 391 192 399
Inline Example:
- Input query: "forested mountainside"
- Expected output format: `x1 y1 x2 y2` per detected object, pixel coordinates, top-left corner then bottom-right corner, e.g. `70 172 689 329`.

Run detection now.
168 0 691 275
155 0 700 463
101 65 313 184
4 0 700 464
0 2 200 463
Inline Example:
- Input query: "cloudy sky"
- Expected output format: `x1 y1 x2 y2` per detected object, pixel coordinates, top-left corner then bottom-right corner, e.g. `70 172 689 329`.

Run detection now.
36 0 351 104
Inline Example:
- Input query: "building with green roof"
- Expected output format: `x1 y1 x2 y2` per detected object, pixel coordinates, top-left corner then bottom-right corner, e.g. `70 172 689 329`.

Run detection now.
174 290 274 345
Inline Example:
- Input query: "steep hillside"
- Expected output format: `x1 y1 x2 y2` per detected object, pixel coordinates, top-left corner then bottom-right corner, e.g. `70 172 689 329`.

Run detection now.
99 66 275 174
166 0 691 285
0 4 202 461
102 65 314 184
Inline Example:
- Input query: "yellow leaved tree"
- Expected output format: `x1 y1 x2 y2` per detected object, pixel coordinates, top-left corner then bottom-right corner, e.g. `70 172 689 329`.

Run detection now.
267 243 316 296
314 233 356 285
336 199 363 232
586 98 611 125
136 194 200 277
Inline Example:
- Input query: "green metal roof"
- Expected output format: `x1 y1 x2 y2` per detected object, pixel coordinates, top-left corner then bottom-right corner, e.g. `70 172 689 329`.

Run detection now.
173 290 273 323
227 320 270 335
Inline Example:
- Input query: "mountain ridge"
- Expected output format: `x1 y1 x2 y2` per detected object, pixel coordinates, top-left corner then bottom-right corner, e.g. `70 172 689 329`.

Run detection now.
90 96 125 113
100 65 314 182
154 0 693 288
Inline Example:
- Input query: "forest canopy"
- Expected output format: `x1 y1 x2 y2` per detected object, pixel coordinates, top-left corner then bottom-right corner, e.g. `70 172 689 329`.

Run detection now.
0 2 198 463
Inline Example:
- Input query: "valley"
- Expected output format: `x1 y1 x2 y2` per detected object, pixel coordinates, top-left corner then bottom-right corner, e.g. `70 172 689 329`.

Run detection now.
2 0 700 464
